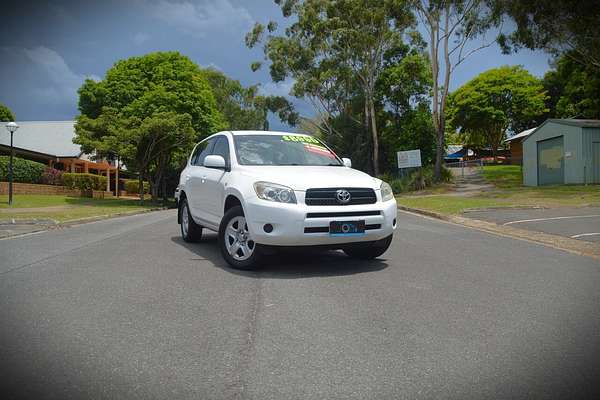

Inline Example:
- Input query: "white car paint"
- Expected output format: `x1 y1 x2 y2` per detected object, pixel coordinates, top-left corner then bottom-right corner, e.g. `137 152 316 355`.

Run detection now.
176 130 397 247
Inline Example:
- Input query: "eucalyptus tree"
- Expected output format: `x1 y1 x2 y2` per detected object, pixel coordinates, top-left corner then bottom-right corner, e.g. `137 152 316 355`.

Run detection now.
246 0 416 175
412 0 501 179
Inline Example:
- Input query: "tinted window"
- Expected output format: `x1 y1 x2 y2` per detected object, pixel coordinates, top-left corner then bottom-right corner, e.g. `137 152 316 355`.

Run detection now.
211 136 230 167
233 135 342 166
192 138 215 166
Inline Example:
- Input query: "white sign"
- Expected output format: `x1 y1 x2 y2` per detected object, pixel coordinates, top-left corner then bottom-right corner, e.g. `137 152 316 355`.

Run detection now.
397 149 422 169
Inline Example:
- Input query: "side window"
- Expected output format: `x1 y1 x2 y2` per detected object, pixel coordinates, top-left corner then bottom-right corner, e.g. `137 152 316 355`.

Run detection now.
192 138 215 166
212 136 231 168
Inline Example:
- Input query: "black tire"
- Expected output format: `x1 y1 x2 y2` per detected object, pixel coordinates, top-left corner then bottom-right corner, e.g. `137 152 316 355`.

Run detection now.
219 205 263 270
342 234 393 259
180 198 203 242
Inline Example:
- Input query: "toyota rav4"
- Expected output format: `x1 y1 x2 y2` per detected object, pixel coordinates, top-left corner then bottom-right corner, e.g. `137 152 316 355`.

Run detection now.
175 131 397 269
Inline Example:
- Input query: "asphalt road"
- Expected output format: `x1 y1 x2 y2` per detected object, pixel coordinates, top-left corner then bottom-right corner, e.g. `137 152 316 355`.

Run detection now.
465 207 600 243
1 210 599 399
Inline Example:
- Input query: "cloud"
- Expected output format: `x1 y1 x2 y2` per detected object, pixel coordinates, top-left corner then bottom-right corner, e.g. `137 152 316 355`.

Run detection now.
133 32 150 45
141 0 253 38
0 46 96 119
259 79 295 97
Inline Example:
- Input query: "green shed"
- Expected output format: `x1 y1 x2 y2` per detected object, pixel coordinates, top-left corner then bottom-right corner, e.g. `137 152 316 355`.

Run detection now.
522 119 600 186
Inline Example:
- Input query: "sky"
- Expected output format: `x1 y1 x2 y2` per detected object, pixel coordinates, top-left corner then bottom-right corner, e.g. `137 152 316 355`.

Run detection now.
0 0 553 131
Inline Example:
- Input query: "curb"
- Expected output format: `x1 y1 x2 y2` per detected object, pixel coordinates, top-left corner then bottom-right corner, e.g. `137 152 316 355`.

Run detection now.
398 205 600 261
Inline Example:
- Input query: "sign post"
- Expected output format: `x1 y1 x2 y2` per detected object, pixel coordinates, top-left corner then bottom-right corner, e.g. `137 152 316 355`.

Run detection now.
397 149 422 169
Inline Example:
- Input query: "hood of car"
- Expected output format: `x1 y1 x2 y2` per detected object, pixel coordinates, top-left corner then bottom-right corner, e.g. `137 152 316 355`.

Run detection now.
238 165 380 191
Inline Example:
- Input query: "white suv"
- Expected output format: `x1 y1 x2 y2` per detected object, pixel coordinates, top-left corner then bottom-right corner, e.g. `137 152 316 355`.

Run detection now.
175 131 397 269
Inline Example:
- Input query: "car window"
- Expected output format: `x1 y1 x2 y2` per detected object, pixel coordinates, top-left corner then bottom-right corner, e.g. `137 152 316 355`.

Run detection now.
192 138 215 166
211 136 231 168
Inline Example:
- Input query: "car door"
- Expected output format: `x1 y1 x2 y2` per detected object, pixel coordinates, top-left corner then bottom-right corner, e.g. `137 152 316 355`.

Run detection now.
203 135 230 224
187 138 215 223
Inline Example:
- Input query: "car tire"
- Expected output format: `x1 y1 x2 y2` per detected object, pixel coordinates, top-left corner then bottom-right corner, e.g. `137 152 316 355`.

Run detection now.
180 198 203 242
219 205 263 270
342 234 393 259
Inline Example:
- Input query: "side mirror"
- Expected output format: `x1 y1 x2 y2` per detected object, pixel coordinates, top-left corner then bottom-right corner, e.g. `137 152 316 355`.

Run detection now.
342 158 352 168
204 155 226 169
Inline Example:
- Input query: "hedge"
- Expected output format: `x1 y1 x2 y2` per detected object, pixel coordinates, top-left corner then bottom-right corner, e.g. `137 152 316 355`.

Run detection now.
0 156 45 183
62 173 107 191
41 167 64 186
125 179 149 195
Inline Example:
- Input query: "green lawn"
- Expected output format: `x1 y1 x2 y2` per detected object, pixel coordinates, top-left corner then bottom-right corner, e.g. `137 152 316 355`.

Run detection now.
397 165 600 215
0 195 161 222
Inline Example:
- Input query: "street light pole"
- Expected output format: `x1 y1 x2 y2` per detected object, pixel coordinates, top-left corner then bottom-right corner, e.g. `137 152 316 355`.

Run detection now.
5 122 19 206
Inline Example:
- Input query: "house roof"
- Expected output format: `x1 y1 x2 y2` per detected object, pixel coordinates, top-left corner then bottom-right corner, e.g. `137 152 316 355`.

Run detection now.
0 121 82 158
505 127 536 142
546 119 600 128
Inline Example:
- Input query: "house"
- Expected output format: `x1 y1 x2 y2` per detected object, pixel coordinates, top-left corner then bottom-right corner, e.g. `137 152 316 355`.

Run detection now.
505 127 536 165
522 119 600 186
0 121 122 193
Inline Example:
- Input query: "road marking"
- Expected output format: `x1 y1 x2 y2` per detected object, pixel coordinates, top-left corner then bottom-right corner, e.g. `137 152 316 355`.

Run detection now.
571 232 600 239
503 215 600 226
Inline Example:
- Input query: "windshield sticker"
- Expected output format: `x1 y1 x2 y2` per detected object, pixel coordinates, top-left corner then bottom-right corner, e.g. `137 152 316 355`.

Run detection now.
281 135 321 145
304 143 336 158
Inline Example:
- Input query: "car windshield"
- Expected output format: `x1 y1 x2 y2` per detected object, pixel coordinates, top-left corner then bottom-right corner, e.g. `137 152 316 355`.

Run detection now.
233 134 342 166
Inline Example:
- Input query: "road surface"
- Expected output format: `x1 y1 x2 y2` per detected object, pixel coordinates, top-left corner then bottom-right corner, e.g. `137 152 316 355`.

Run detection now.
1 210 599 399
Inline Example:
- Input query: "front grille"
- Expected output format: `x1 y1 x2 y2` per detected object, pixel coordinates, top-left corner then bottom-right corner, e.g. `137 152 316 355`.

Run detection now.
305 188 377 206
306 211 381 219
304 224 381 234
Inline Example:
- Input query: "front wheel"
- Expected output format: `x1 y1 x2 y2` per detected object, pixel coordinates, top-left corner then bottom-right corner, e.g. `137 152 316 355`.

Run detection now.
219 206 263 270
343 235 393 259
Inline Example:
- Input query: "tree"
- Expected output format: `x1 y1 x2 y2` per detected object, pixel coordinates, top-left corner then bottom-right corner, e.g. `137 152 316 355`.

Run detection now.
202 68 298 130
0 103 15 121
542 54 600 119
494 0 600 71
413 0 500 180
247 0 416 175
75 52 225 203
447 65 547 159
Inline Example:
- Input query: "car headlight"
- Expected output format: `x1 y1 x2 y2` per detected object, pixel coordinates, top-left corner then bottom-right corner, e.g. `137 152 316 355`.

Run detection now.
253 181 297 204
380 181 394 202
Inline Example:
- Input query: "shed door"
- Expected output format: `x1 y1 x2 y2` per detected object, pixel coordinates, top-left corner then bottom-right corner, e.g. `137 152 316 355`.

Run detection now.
537 136 564 185
593 142 600 184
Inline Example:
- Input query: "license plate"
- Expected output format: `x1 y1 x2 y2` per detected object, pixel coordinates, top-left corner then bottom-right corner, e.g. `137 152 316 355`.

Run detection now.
329 220 365 236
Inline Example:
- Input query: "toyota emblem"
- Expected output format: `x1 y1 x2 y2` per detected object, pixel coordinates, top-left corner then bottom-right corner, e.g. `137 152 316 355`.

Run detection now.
335 189 351 204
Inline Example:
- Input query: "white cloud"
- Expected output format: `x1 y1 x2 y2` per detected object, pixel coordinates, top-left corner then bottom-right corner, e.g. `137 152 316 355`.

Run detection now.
133 32 151 45
259 79 295 97
141 0 253 37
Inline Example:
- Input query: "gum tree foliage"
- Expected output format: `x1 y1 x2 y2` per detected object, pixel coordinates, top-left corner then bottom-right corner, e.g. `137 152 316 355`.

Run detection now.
0 103 15 121
494 0 600 71
202 68 298 130
412 0 501 180
75 52 224 203
447 65 548 159
246 0 417 175
542 54 600 120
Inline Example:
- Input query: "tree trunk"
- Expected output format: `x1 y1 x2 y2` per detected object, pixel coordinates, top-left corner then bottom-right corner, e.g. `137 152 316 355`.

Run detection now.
369 97 380 176
162 173 168 207
138 173 144 205
434 122 444 181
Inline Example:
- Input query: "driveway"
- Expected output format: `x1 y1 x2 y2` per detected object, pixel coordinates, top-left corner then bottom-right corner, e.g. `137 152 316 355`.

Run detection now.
0 210 599 399
465 206 600 243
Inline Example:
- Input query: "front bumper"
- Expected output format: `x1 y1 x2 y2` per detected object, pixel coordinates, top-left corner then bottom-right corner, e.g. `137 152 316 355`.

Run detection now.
244 195 397 246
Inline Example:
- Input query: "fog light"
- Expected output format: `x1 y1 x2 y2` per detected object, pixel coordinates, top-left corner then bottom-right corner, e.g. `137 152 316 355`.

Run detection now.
263 223 273 233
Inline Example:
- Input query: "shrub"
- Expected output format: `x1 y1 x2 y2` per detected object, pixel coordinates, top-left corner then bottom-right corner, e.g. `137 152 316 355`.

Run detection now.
62 173 107 191
378 165 454 194
41 167 64 186
0 156 45 183
125 179 149 194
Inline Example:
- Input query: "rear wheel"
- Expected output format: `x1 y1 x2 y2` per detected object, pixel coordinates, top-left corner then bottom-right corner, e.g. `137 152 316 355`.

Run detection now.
219 206 262 270
180 198 203 242
343 235 393 259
